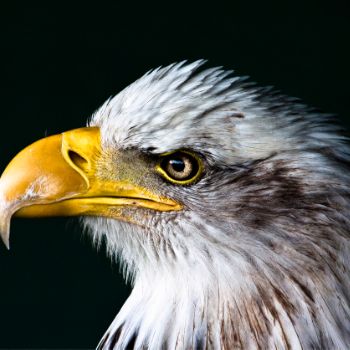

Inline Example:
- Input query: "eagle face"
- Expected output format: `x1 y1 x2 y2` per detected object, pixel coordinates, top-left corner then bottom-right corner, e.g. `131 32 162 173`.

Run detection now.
1 61 350 349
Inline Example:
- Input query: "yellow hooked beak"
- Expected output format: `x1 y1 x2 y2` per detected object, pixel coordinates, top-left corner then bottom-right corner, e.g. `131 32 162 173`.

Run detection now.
0 127 181 249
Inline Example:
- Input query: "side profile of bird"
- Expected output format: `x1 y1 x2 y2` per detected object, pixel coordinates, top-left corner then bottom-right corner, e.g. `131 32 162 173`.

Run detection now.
0 60 350 349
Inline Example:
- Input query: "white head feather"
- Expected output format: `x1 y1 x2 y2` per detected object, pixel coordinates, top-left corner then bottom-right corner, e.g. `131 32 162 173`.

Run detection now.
83 61 350 349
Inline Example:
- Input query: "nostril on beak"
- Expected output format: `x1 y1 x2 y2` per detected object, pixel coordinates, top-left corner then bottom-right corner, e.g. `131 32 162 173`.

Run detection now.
68 150 89 172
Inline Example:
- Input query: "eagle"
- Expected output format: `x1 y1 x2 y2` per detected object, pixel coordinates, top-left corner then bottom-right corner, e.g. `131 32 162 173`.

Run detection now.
0 61 350 349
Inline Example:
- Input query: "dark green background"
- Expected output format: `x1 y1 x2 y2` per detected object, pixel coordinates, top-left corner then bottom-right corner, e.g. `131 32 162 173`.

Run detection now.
0 1 349 348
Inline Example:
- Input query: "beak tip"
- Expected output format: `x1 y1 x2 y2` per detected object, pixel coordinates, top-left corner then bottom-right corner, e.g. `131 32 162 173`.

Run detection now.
1 233 10 250
0 216 11 250
2 238 10 250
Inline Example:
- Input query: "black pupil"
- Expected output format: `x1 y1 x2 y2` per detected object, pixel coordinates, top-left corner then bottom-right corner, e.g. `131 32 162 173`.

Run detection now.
169 158 185 172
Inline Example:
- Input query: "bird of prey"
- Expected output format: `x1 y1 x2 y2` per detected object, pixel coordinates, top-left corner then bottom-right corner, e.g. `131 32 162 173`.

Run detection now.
0 60 350 349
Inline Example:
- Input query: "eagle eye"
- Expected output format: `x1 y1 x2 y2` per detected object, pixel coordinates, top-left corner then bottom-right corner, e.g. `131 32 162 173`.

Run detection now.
156 151 203 185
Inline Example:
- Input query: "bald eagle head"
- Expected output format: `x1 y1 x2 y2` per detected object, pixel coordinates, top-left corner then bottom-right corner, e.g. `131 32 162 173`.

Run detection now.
1 61 350 349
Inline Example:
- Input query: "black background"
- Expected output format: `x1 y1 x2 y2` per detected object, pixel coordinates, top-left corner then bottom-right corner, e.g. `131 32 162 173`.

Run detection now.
0 1 349 348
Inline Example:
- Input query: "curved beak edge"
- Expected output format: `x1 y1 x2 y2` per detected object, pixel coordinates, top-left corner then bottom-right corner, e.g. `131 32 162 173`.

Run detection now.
0 128 96 249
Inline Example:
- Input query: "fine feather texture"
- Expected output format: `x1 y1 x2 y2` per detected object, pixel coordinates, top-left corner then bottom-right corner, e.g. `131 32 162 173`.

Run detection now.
84 61 350 349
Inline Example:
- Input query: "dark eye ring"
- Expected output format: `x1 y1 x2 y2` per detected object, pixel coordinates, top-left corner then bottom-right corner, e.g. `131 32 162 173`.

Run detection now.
156 151 203 185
